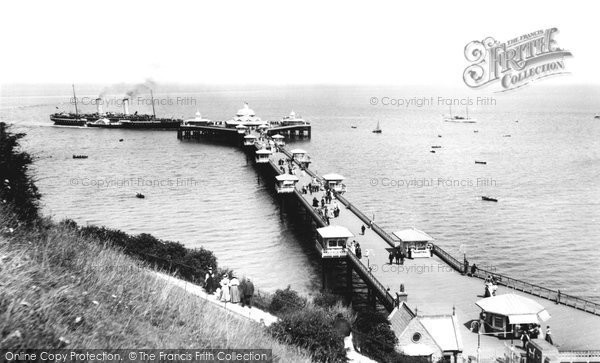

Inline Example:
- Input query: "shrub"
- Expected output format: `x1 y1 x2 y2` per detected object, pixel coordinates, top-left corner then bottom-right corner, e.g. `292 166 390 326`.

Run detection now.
353 310 403 363
269 307 346 362
0 122 41 224
77 224 219 285
313 290 342 308
269 286 307 314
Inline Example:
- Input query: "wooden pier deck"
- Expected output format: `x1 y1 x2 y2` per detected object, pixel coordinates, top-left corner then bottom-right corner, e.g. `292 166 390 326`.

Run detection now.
266 146 600 358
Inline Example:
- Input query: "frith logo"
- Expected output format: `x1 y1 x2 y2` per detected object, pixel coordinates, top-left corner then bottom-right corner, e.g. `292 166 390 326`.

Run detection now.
463 28 572 91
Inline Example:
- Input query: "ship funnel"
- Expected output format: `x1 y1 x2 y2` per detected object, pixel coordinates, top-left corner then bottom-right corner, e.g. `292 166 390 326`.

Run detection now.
96 98 103 114
123 98 130 115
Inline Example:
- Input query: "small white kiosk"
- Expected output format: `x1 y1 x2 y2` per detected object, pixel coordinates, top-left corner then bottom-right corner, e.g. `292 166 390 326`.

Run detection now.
322 173 347 194
315 225 354 258
290 148 311 168
275 174 299 194
255 149 273 164
392 228 434 258
271 134 285 147
243 134 258 146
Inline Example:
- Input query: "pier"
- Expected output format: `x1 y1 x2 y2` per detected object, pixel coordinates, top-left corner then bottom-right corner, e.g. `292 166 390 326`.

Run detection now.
177 123 311 143
181 132 600 360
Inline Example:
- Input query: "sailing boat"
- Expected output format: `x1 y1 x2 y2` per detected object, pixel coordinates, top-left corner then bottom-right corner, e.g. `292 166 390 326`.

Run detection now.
372 121 382 133
49 84 88 126
443 104 476 123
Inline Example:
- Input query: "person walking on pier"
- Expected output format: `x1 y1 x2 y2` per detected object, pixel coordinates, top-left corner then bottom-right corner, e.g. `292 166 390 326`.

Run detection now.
395 250 401 264
545 326 553 345
388 251 394 265
521 329 530 349
361 225 366 235
355 243 362 259
321 198 325 208
470 263 477 277
313 197 319 207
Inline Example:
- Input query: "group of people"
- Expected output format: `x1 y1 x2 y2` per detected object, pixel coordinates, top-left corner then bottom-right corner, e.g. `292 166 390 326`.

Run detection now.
277 157 302 176
388 249 405 265
204 267 255 308
306 177 321 194
519 324 553 347
347 240 362 258
483 275 500 297
312 195 341 225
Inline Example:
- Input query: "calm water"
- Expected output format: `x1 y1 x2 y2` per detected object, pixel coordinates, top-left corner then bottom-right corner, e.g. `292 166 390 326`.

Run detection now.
1 84 599 300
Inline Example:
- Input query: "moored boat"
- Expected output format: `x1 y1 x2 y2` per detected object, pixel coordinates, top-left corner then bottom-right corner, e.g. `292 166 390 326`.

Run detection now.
443 104 476 123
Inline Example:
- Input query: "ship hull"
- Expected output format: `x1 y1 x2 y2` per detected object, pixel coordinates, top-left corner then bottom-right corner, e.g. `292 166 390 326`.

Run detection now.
50 116 88 127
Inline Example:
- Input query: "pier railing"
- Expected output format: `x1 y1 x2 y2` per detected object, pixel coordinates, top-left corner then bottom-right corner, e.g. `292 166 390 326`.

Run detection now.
432 244 600 316
280 146 600 316
347 250 396 311
334 192 397 248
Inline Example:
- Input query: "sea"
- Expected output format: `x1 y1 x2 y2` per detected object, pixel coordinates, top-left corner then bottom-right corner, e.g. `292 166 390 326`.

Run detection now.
1 83 599 301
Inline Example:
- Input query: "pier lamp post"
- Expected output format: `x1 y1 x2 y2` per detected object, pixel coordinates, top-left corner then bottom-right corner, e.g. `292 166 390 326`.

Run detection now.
365 249 371 269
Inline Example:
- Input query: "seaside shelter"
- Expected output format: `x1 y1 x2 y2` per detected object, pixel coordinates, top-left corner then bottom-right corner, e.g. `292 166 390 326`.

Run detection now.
315 225 353 258
322 173 347 193
255 149 273 164
392 227 434 258
475 294 551 339
275 174 299 194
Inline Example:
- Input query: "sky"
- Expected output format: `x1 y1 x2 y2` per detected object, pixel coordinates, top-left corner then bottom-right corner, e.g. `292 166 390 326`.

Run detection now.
0 0 598 86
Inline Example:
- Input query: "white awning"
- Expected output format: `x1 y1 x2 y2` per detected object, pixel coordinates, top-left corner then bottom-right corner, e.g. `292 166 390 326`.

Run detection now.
255 149 272 155
271 134 285 139
275 174 299 181
317 226 354 239
393 228 434 242
244 134 257 139
476 294 550 322
322 173 345 181
290 148 307 154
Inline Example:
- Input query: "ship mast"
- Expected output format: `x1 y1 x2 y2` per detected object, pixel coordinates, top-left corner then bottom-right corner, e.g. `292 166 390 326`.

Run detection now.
150 89 157 120
72 84 79 117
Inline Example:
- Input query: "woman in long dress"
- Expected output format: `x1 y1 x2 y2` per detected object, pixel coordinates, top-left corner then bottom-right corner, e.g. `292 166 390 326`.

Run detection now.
220 274 230 302
229 276 241 303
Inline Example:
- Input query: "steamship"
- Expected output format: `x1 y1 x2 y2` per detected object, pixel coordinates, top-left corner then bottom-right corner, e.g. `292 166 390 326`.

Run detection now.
51 87 182 129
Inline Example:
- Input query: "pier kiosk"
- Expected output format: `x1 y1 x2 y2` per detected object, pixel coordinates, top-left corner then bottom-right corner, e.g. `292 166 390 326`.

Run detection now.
275 174 299 194
475 294 550 339
290 148 311 168
322 173 347 194
392 228 434 258
315 225 353 258
271 134 285 147
255 149 273 164
243 134 258 146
